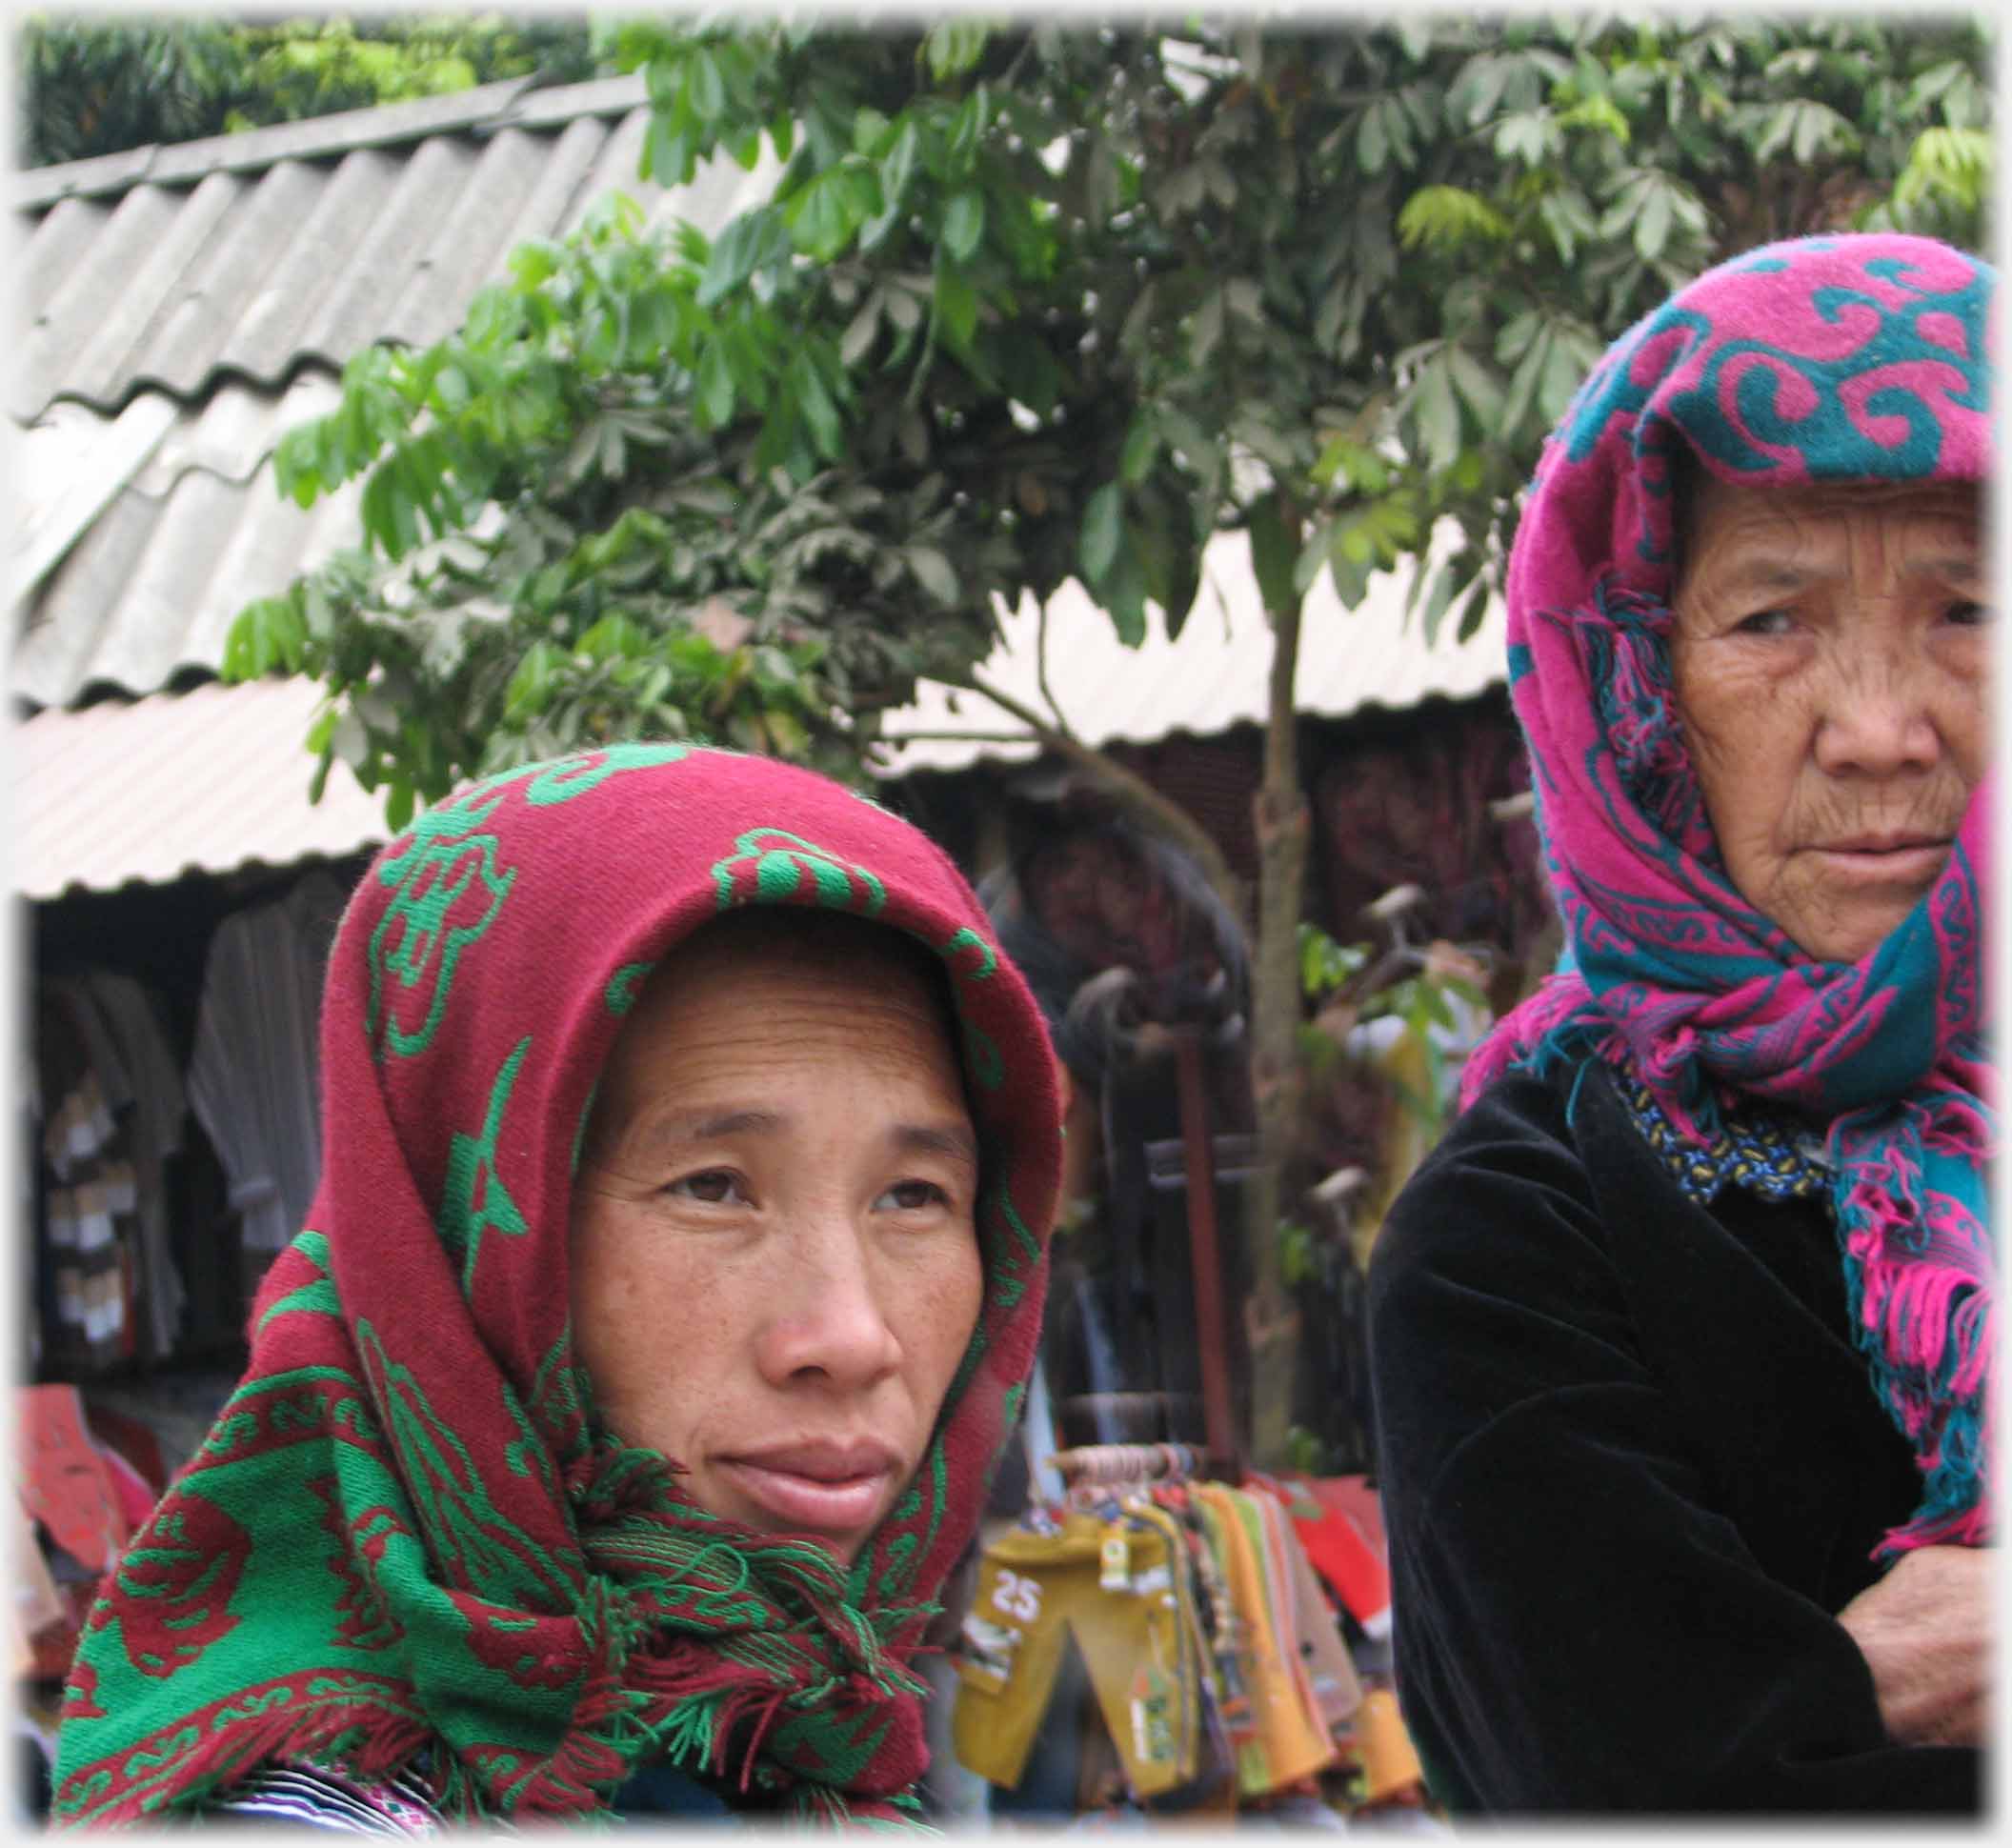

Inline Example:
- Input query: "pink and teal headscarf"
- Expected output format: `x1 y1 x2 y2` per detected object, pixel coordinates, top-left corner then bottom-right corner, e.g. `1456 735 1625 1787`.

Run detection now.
1462 233 1994 1557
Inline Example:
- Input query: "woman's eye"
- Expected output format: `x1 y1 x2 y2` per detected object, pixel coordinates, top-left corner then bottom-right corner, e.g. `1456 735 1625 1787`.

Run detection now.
1733 608 1793 636
1945 598 1993 628
667 1169 746 1205
877 1179 951 1213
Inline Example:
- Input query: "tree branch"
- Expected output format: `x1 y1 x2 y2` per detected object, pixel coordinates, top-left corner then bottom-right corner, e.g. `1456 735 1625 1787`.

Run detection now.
958 668 1250 934
878 729 1036 745
1036 596 1070 737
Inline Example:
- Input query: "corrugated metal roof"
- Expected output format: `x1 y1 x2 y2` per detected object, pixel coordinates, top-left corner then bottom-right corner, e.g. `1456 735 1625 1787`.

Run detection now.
11 676 388 899
13 73 765 423
10 64 1513 902
11 73 777 709
875 526 1509 776
10 380 368 708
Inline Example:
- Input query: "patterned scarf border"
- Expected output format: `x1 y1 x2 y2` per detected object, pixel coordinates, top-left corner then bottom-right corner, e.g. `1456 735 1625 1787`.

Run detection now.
1462 234 1996 1557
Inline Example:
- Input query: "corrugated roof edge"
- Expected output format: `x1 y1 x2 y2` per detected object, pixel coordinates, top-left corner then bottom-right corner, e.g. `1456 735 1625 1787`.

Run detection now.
33 847 374 905
871 686 1508 781
14 71 652 210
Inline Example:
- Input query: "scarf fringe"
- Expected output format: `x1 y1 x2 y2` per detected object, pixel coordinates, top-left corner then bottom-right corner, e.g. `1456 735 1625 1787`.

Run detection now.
73 1694 434 1828
1474 981 1995 1564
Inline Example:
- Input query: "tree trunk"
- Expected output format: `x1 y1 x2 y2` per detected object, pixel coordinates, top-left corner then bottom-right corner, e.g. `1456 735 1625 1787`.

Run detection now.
1244 586 1310 1471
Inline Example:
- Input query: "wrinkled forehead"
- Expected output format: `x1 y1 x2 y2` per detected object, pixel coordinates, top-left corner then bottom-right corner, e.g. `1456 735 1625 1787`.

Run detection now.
1668 452 1986 590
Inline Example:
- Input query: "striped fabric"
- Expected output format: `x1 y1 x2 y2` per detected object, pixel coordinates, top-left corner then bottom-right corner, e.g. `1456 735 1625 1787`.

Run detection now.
199 1759 439 1834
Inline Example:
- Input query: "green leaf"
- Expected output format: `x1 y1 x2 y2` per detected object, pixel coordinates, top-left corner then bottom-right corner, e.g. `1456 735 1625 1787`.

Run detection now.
1397 185 1512 251
384 775 415 835
853 105 891 156
1190 287 1226 366
1446 347 1505 429
1357 101 1389 174
1100 541 1148 647
790 353 845 461
1080 482 1123 585
904 546 959 604
1537 188 1598 264
880 119 919 210
839 291 883 367
1414 357 1461 473
1635 178 1672 260
695 340 735 428
697 208 787 308
1418 555 1477 648
1454 576 1492 642
1118 417 1160 487
787 168 862 262
687 46 725 121
1326 536 1375 612
942 189 986 263
925 18 989 80
933 266 978 349
1293 517 1334 597
506 640 562 719
1247 495 1298 616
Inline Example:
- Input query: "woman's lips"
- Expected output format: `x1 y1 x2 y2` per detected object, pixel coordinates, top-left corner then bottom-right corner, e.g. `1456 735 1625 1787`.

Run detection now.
1805 838 1952 885
714 1443 902 1538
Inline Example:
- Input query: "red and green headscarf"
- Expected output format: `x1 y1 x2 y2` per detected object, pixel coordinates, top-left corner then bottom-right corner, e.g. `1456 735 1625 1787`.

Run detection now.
52 744 1062 1826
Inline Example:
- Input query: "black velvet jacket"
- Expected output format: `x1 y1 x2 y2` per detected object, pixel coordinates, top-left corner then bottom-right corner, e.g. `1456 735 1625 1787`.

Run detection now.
1366 1058 1985 1815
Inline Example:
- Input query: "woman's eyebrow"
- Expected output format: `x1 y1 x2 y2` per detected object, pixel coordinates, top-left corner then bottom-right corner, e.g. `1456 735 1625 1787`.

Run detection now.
1901 551 1985 582
1709 559 1811 593
628 1110 977 1169
632 1107 788 1153
892 1123 981 1171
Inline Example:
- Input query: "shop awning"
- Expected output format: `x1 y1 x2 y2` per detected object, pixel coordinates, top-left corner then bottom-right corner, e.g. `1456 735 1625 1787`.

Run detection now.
875 525 1508 777
12 676 388 900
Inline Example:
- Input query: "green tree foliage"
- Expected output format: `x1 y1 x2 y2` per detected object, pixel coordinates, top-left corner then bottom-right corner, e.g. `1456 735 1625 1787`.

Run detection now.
226 13 1990 1460
16 13 599 168
231 13 1991 810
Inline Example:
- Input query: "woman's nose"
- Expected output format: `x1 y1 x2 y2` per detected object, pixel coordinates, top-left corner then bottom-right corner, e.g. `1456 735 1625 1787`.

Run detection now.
754 1220 902 1391
1811 642 1943 778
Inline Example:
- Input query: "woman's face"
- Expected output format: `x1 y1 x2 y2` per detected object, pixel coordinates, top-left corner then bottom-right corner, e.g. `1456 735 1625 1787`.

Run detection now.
569 918 984 1564
1669 473 1989 964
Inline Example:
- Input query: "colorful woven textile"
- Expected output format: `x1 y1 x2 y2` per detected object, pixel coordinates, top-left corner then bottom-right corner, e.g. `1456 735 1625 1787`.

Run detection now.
1460 234 1995 1556
52 745 1062 1826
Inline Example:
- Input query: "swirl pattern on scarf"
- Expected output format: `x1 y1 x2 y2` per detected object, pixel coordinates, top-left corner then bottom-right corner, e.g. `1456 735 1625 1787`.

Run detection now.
1460 234 1994 1557
51 745 1061 1826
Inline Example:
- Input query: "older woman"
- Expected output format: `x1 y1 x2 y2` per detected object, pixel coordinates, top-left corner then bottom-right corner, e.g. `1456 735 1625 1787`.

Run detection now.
1367 232 1991 1813
50 744 1061 1827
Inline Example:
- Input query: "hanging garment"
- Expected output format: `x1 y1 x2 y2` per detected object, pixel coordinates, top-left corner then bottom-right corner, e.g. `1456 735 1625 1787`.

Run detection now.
1119 1495 1237 1806
1268 1473 1393 1639
1352 1687 1427 1806
74 972 187 1357
186 869 351 1264
1245 1484 1362 1730
35 985 139 1371
954 1509 1203 1800
1191 1485 1338 1796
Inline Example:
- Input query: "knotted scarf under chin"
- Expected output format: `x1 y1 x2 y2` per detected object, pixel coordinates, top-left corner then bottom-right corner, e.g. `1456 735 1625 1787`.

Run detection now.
553 1436 941 1825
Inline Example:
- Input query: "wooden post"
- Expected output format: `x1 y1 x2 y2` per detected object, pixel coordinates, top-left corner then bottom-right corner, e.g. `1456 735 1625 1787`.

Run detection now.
1174 1030 1241 1480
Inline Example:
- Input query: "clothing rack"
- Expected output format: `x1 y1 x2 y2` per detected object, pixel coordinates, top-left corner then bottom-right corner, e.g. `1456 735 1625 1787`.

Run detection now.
1049 1441 1202 1490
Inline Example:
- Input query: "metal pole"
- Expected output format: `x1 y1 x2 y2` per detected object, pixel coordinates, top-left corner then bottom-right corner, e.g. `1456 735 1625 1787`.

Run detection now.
1173 1031 1241 1479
